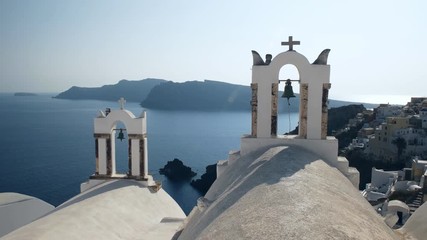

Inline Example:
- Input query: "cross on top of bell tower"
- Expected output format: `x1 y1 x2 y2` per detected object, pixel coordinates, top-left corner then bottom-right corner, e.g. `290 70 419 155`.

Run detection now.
281 36 300 51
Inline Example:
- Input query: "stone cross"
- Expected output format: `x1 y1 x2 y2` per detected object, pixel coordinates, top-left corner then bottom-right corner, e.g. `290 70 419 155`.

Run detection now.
281 36 300 51
118 97 126 110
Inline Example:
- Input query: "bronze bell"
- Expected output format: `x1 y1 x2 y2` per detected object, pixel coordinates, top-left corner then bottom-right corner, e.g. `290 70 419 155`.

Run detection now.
117 129 125 141
281 79 296 104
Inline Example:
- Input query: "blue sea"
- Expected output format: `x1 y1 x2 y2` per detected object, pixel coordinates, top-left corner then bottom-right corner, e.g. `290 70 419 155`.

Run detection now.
0 94 299 214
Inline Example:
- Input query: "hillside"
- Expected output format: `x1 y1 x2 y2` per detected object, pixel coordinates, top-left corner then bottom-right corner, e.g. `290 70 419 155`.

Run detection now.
141 80 303 112
54 78 167 102
141 80 254 111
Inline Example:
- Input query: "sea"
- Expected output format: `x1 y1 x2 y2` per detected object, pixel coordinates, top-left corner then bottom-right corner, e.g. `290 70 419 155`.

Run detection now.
0 93 299 214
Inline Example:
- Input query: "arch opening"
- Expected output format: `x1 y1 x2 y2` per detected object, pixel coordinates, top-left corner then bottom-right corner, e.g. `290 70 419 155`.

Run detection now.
112 121 130 176
278 64 300 135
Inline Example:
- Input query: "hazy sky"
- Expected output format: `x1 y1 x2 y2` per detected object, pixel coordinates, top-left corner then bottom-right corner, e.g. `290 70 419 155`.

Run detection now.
1 0 426 104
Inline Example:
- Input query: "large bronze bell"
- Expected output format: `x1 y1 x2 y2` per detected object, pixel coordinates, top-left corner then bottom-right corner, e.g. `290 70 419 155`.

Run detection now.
281 79 296 103
117 129 125 141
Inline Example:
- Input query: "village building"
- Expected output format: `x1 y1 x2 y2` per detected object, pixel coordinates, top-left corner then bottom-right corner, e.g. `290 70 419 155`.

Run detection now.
367 117 411 163
375 104 403 122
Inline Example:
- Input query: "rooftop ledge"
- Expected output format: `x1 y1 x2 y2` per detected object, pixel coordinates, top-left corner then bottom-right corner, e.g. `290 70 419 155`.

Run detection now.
241 134 336 141
240 134 338 170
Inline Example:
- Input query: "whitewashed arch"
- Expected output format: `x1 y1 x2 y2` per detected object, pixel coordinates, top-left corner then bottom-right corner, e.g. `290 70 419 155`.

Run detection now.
271 51 311 82
94 110 146 135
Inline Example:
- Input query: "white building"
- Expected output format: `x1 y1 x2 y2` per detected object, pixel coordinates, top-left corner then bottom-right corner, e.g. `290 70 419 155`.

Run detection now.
375 104 403 121
362 168 398 202
393 128 427 159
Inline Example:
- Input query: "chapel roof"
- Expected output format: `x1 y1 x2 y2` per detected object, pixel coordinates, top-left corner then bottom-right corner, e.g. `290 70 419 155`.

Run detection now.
2 180 185 240
178 146 399 240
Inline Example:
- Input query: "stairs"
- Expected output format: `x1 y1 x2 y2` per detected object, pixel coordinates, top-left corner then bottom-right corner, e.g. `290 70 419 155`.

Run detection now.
407 191 424 214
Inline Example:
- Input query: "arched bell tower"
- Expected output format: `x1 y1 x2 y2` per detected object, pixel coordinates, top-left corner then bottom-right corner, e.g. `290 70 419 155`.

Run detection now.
250 36 331 140
235 37 359 188
92 98 149 180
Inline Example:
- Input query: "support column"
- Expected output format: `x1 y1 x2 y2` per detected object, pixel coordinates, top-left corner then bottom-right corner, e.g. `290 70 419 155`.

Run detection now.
140 138 146 179
128 139 132 176
321 83 331 139
129 134 147 179
93 133 111 176
271 83 278 136
95 139 99 175
299 84 308 138
106 138 112 175
251 83 258 137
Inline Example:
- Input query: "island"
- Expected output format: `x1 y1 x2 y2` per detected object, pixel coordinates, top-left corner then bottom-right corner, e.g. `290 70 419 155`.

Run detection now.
14 92 37 96
54 78 166 102
159 158 197 181
54 78 377 112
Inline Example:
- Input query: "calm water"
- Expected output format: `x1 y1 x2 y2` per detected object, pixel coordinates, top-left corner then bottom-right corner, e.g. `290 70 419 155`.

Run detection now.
0 94 298 214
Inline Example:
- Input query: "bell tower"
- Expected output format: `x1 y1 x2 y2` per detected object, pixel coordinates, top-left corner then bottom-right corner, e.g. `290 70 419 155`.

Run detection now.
250 36 331 140
235 36 359 187
92 98 150 181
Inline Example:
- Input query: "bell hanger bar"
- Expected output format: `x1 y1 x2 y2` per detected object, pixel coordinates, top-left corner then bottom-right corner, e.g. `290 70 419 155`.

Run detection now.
278 79 300 83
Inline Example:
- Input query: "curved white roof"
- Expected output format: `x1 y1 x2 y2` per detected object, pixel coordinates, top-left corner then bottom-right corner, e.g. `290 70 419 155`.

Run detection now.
0 193 54 237
2 180 185 240
179 146 399 240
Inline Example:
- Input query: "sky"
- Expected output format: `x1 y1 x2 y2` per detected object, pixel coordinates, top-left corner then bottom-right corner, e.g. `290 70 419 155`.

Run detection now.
1 0 426 104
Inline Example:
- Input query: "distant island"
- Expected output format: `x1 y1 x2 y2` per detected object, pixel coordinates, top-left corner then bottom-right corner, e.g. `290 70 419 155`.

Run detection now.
141 80 254 111
14 92 37 96
54 78 378 111
54 78 166 102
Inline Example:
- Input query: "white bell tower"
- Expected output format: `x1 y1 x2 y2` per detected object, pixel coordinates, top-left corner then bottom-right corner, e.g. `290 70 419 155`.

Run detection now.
250 36 331 139
235 36 359 187
92 98 150 180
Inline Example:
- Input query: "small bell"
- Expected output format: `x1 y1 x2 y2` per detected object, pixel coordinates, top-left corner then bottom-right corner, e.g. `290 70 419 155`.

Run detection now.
281 79 296 105
117 129 125 141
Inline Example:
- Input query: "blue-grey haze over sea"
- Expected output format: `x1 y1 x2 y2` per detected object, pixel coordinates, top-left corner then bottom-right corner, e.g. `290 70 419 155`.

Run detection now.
0 94 298 214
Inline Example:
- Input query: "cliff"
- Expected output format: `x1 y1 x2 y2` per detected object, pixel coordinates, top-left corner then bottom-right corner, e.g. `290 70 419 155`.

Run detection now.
141 80 257 111
54 78 166 102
